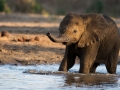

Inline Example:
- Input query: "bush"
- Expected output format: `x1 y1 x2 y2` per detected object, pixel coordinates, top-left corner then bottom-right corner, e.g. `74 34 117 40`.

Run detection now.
7 0 47 14
31 2 43 13
0 0 5 12
15 0 36 12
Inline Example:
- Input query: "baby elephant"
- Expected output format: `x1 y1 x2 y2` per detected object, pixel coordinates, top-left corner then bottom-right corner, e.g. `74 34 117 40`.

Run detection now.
46 13 120 74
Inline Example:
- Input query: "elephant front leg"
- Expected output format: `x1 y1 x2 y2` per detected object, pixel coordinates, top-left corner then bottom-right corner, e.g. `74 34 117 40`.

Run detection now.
105 46 119 74
79 44 99 74
58 58 68 71
59 46 76 72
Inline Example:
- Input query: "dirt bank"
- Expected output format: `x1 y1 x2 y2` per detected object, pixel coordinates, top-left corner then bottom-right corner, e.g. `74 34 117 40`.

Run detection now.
0 13 120 65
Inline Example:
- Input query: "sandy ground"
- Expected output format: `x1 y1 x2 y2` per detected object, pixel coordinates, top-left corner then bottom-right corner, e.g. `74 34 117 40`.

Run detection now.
0 13 120 65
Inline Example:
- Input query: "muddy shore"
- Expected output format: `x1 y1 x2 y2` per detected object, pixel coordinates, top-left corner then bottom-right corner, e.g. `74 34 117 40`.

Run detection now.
0 13 120 65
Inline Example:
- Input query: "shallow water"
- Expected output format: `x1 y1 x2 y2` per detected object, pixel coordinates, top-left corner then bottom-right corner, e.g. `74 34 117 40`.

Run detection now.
0 64 120 90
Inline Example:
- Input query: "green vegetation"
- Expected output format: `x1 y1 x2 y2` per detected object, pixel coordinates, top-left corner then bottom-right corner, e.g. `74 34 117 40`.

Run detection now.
30 1 43 13
56 8 66 15
86 0 104 13
0 0 5 12
31 2 49 15
0 0 11 13
32 3 42 13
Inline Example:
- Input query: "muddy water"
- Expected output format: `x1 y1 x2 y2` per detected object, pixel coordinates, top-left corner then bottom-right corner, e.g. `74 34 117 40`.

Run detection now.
0 64 120 90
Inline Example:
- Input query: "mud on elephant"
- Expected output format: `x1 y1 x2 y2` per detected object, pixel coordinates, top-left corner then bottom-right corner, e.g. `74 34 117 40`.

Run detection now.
47 13 120 74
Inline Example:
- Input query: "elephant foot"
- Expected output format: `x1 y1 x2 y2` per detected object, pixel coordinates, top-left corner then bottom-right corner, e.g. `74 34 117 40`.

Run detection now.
58 67 68 72
106 65 117 74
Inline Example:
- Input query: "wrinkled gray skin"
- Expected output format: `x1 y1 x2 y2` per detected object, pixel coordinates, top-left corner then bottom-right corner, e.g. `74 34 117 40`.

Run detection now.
46 13 120 74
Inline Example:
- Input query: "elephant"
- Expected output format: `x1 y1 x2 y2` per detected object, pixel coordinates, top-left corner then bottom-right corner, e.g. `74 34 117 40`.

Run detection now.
46 13 120 74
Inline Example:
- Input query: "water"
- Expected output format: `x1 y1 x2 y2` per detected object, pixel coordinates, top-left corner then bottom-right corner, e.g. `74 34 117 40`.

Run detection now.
0 64 120 90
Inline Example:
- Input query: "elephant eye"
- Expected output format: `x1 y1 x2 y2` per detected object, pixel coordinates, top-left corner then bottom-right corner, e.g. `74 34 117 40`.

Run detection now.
73 30 77 33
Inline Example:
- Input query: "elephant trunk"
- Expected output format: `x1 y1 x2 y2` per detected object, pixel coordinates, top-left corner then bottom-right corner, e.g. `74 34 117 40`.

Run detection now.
46 32 70 43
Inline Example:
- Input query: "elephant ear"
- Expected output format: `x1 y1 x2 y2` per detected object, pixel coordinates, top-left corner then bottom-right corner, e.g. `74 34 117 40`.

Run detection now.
78 14 109 47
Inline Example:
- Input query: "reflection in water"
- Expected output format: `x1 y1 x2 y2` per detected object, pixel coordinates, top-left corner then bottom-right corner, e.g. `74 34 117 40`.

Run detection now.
64 74 119 88
1 65 120 90
25 69 120 88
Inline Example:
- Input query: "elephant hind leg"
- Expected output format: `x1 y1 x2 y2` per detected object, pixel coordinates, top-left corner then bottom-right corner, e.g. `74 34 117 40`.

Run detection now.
105 48 119 74
90 63 100 73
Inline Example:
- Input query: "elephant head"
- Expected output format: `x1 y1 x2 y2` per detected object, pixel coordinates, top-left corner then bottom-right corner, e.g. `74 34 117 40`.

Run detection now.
47 13 109 47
